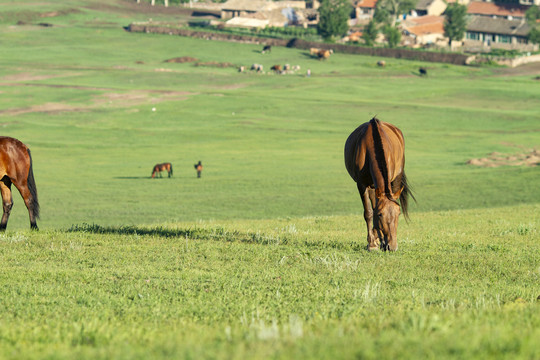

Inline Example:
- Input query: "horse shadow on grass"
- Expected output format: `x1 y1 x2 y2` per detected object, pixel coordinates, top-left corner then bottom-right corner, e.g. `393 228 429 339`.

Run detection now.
67 223 287 246
113 176 150 180
66 223 364 251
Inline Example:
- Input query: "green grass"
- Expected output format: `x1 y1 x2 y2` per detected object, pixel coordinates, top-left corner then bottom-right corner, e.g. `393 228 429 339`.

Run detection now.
1 206 539 359
0 1 539 358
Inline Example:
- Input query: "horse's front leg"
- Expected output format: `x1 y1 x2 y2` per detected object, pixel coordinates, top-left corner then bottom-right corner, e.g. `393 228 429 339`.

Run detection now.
358 183 379 251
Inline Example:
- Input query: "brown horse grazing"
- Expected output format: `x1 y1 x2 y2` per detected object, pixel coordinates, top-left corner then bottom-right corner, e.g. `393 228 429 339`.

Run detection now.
151 162 173 178
344 118 414 251
0 137 40 230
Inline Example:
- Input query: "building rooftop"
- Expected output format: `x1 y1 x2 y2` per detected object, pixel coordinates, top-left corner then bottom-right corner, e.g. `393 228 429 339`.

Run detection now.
404 16 445 36
467 15 531 36
467 1 528 18
356 0 378 9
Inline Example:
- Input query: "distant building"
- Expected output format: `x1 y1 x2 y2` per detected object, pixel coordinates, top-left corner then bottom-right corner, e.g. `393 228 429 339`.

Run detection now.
221 0 305 19
401 15 447 47
220 0 309 28
355 0 378 21
445 0 470 5
414 0 447 16
465 16 537 51
466 1 529 19
464 1 537 51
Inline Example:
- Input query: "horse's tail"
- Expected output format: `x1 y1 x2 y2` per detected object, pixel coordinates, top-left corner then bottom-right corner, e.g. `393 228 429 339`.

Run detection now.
26 149 40 220
399 171 415 221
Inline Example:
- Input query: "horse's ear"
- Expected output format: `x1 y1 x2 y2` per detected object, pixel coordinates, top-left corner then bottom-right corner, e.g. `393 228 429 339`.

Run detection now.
393 186 404 200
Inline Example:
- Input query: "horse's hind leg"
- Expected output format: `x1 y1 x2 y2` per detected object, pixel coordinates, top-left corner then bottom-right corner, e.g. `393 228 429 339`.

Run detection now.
12 181 38 230
0 178 13 231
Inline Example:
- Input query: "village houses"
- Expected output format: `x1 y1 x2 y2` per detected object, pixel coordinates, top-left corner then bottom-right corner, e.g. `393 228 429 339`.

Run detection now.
213 0 538 51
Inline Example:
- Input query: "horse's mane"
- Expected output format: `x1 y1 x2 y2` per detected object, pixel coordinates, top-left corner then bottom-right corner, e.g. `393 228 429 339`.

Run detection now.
370 117 392 199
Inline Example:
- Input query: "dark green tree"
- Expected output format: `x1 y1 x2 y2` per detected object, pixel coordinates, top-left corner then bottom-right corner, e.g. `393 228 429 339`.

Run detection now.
362 20 379 46
444 3 468 47
528 27 540 44
317 0 351 40
382 24 401 48
525 5 540 24
525 5 540 44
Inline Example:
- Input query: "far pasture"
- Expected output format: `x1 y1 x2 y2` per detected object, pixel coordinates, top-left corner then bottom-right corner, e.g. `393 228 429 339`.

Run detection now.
1 21 538 228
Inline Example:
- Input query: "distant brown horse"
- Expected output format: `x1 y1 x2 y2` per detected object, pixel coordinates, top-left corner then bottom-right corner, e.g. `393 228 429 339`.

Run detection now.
344 118 414 251
194 161 202 178
151 162 173 178
0 137 40 230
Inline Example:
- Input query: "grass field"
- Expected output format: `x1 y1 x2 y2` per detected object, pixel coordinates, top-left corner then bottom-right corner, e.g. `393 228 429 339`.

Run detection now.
0 1 539 359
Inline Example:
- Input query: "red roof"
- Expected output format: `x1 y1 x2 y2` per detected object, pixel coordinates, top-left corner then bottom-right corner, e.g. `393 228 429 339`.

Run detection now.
409 15 444 25
467 1 528 18
407 22 444 36
357 0 378 9
404 15 445 36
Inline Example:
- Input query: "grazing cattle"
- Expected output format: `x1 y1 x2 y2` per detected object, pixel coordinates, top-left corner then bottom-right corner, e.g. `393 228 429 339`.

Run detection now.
0 137 40 231
238 66 245 73
251 63 263 72
419 67 427 76
151 162 173 178
317 49 333 60
283 64 291 71
194 161 203 178
292 65 301 71
262 45 272 54
310 47 320 56
344 118 414 251
377 60 386 67
271 64 282 73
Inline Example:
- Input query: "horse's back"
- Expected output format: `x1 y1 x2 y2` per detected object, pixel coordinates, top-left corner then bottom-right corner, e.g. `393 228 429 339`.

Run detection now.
378 122 405 179
344 120 405 184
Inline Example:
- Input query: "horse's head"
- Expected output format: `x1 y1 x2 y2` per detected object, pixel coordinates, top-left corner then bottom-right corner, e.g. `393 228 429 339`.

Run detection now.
373 189 403 251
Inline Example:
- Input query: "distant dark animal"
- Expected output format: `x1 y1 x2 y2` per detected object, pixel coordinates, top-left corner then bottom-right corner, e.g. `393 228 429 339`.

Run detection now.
419 67 427 76
151 162 173 178
344 118 414 251
194 161 203 178
0 137 39 230
377 60 386 67
270 64 282 72
262 45 272 54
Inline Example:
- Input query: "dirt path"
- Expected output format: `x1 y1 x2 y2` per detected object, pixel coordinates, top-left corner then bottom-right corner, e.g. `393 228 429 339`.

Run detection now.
467 149 540 167
493 61 540 77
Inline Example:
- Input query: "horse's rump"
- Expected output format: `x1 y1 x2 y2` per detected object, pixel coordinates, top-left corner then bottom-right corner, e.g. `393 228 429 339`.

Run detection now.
0 136 39 229
344 118 413 217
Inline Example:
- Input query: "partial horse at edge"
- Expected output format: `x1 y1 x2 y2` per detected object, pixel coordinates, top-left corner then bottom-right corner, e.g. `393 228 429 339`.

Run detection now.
0 136 40 230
